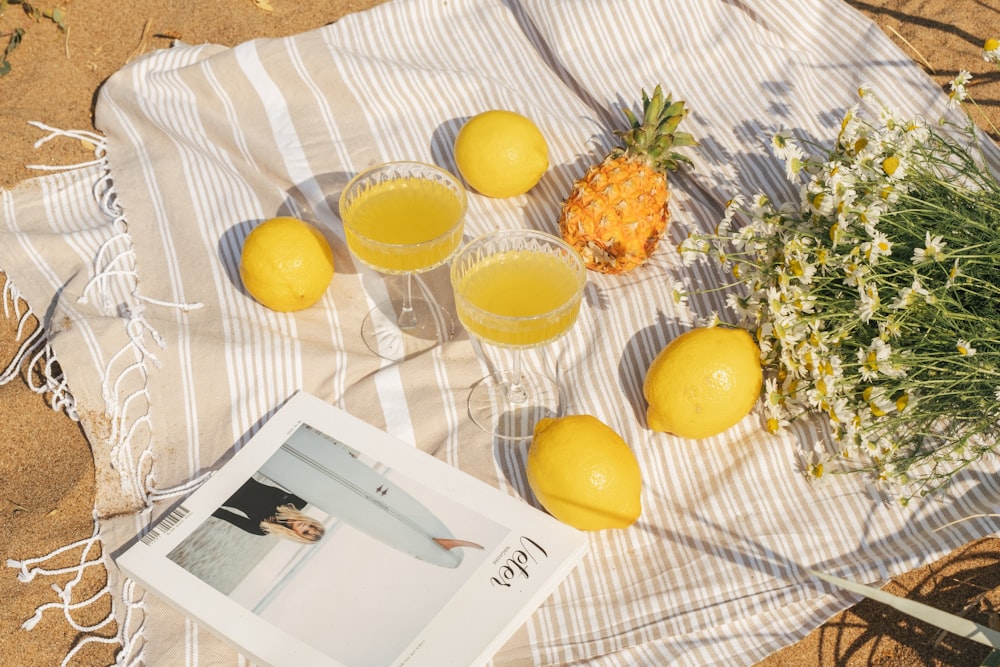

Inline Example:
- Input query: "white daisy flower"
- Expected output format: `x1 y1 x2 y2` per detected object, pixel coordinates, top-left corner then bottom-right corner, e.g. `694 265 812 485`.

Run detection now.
947 70 972 109
983 38 1000 64
956 339 976 356
911 232 946 264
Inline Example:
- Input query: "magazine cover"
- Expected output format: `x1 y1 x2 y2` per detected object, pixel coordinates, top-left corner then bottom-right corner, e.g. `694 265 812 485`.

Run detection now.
115 391 590 667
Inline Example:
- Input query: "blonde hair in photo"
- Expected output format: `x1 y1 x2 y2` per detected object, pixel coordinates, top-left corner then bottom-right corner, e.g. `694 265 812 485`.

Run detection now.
260 504 326 544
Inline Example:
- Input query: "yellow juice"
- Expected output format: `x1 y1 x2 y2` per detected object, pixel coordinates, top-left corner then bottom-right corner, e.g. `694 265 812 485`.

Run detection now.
455 249 583 348
343 177 464 273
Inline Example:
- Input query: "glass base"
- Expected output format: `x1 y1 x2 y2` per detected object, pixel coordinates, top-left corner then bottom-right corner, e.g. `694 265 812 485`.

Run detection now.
361 296 454 361
467 369 563 440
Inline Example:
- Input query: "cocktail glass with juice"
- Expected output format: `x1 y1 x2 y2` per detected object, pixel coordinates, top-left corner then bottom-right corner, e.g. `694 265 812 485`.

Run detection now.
340 162 466 360
451 229 587 439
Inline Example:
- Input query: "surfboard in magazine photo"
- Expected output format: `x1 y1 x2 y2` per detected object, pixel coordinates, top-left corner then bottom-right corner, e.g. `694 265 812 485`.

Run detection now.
115 391 589 667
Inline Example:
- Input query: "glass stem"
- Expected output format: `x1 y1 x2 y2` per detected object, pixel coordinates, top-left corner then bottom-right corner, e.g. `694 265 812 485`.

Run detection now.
506 349 528 405
398 273 418 330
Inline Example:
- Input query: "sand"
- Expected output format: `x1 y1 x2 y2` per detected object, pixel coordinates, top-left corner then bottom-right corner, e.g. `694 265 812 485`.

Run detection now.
0 1 998 665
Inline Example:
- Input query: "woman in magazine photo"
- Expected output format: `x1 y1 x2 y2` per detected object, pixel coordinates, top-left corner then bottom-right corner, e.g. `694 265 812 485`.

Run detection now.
212 477 326 544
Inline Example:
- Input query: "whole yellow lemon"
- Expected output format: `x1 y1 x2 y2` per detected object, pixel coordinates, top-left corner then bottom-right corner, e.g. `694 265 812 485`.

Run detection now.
239 216 335 312
644 326 763 439
526 415 642 531
454 109 548 198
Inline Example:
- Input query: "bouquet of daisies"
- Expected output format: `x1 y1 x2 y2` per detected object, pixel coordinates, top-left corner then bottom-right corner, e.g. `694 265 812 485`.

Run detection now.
680 64 1000 502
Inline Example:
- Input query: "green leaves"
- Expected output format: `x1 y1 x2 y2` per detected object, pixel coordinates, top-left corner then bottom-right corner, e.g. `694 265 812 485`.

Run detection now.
46 6 67 31
5 0 67 27
0 26 22 77
617 84 698 173
683 88 1000 501
0 1 67 77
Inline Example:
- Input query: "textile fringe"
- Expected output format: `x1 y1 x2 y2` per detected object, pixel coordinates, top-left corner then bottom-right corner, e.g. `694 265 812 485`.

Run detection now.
9 123 208 665
69 125 209 664
0 277 79 418
26 122 108 173
20 122 205 507
82 155 205 511
5 512 121 667
116 578 147 666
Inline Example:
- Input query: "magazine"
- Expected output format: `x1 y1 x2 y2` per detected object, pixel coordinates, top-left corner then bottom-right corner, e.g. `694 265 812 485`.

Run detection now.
115 391 590 667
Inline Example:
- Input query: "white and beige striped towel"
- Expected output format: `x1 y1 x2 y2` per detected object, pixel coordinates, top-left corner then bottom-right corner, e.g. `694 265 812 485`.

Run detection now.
3 0 999 664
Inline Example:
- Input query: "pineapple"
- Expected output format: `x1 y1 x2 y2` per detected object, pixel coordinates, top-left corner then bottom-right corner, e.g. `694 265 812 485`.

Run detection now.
559 86 694 274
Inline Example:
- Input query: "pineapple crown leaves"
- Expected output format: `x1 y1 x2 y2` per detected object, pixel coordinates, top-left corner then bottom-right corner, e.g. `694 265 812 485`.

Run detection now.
615 85 697 172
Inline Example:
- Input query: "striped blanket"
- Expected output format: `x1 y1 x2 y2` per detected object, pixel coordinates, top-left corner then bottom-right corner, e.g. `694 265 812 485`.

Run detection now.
3 0 999 664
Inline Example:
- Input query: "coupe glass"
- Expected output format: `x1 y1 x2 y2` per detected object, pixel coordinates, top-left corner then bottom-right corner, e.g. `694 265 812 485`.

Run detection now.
339 161 467 360
450 229 587 439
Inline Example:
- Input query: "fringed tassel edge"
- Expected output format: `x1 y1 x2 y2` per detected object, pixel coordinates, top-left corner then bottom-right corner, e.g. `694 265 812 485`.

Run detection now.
0 278 79 419
7 122 211 665
4 511 124 666
78 136 205 511
4 510 154 666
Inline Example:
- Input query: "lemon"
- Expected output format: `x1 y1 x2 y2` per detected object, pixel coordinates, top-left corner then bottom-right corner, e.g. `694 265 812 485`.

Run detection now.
526 415 642 531
454 110 548 198
644 326 763 439
239 216 335 312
